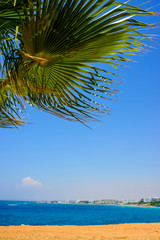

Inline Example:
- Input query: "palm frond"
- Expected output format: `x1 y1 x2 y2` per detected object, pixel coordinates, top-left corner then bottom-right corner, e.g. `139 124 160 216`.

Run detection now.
0 79 26 128
0 0 31 31
0 0 157 127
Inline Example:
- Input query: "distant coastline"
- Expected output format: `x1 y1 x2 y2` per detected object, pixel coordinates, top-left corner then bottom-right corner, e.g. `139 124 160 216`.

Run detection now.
36 198 160 208
37 202 160 209
1 198 160 208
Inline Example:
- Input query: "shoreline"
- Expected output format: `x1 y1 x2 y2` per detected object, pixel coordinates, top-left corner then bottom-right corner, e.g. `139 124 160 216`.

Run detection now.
36 202 160 208
36 201 160 208
1 223 160 240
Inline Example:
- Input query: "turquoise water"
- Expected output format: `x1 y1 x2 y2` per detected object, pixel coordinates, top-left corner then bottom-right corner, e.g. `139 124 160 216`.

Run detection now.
0 201 160 226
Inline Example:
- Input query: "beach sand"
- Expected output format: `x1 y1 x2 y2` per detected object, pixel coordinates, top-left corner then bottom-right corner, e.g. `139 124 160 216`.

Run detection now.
0 223 160 240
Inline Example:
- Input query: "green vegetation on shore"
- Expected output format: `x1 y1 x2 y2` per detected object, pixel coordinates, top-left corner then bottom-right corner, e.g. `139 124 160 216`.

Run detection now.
149 201 160 207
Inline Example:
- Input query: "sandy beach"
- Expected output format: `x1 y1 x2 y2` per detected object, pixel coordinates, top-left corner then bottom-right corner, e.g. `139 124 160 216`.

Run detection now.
0 223 160 240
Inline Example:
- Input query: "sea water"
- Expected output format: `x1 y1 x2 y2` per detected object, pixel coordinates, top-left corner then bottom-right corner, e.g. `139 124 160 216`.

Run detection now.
0 201 160 226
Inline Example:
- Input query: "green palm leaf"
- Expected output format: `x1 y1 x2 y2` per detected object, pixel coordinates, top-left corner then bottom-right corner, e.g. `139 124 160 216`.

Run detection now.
0 0 157 127
0 79 26 128
0 0 31 31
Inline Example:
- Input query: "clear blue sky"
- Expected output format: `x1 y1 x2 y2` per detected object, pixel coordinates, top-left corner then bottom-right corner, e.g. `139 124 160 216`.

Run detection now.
0 1 160 201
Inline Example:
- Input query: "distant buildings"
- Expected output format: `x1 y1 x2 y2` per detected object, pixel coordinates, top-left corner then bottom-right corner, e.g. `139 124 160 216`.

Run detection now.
76 200 90 204
98 199 121 204
51 201 59 204
144 198 151 203
43 197 160 205
144 197 160 203
151 197 160 202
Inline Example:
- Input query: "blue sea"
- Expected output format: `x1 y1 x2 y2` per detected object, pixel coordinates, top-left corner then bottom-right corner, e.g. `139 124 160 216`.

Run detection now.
0 201 160 226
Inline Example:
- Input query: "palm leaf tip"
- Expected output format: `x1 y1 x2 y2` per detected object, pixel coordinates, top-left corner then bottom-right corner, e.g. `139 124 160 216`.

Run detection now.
0 116 26 128
0 0 157 128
